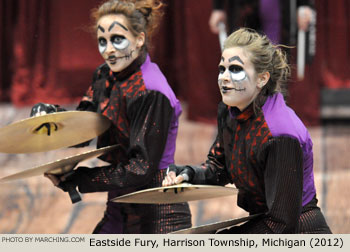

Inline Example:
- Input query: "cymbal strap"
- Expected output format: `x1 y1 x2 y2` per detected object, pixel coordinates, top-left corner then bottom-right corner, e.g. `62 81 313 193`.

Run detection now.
67 185 82 204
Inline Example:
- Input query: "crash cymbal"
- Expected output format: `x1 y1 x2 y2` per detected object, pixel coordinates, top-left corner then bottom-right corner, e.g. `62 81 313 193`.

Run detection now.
170 214 261 234
0 111 111 153
111 183 238 204
0 145 119 183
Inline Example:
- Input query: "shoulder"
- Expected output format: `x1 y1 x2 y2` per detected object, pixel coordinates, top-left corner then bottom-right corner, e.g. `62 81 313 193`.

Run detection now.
262 93 311 146
140 55 181 115
93 63 110 79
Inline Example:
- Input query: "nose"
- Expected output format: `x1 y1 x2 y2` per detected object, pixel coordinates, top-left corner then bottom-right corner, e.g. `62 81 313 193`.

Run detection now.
106 41 116 54
218 69 230 83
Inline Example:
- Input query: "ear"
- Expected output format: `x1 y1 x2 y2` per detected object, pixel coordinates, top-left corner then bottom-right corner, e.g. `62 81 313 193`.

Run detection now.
136 32 145 48
257 72 270 89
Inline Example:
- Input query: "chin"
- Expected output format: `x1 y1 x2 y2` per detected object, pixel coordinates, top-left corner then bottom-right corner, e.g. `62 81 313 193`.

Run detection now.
108 64 125 73
222 97 235 107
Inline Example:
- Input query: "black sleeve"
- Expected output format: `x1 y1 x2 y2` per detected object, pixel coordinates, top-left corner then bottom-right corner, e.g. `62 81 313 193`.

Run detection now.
73 91 174 192
297 0 314 7
189 103 230 185
232 137 304 233
189 135 230 185
213 0 225 10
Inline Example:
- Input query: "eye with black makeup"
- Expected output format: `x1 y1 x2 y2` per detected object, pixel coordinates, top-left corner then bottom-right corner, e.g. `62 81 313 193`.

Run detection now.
218 65 226 74
111 35 126 45
229 65 243 73
98 37 107 47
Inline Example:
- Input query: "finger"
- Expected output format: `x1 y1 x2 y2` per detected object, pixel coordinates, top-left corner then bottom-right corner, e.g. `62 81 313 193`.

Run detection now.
44 174 60 186
164 175 174 186
162 176 170 186
167 171 177 180
174 175 185 184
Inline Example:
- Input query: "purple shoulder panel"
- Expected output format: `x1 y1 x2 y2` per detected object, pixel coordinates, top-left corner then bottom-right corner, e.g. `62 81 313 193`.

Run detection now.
141 55 182 117
140 55 182 170
262 93 316 206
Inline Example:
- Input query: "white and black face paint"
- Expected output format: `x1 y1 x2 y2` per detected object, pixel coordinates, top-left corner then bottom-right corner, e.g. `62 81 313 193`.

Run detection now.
218 65 247 82
97 15 142 72
98 35 130 54
218 64 248 93
111 35 130 50
229 65 247 82
218 48 262 110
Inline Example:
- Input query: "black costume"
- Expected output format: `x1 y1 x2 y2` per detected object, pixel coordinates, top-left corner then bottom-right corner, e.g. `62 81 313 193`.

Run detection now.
183 93 331 233
57 53 192 233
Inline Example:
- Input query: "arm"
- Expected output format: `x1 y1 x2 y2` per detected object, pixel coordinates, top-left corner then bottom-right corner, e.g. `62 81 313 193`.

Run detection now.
209 0 227 34
72 91 173 192
297 0 315 31
227 137 304 233
163 103 230 186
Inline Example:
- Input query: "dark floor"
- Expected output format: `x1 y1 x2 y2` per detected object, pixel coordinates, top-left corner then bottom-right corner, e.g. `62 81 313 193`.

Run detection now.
0 103 349 233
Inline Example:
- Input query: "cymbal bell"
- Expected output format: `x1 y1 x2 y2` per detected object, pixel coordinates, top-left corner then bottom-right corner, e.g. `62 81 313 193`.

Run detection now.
0 111 111 153
0 145 119 183
170 214 261 234
111 183 238 204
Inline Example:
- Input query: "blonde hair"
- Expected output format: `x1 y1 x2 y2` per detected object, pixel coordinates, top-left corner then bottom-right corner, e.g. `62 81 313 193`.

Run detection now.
91 0 163 50
224 28 290 99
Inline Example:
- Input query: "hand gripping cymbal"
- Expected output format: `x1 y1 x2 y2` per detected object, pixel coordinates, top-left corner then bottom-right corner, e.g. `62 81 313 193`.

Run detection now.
0 145 119 204
0 111 111 153
0 145 119 183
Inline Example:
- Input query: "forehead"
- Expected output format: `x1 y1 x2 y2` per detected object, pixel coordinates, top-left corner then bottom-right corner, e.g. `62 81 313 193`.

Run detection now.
221 47 250 65
97 14 129 34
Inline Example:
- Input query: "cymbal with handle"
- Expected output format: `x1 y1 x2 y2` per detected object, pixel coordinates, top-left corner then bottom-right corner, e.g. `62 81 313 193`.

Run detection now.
0 145 119 183
0 111 111 153
111 183 238 204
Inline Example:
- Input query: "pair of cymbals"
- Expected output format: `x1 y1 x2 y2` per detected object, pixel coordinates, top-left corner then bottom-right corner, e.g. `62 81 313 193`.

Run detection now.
0 111 111 153
0 110 115 183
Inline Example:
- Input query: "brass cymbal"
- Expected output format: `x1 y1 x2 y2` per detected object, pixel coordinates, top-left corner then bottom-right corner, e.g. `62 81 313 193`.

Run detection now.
170 214 261 234
111 183 238 204
0 145 119 183
0 111 111 153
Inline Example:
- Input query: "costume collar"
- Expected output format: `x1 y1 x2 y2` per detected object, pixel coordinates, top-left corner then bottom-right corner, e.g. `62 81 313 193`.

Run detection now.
229 104 255 123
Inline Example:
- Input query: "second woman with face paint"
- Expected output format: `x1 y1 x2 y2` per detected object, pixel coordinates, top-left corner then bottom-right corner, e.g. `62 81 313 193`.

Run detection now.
163 28 331 234
31 0 192 233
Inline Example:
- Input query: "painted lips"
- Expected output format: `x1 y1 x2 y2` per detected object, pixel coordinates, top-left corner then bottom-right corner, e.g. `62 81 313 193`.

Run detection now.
221 86 246 93
107 55 129 65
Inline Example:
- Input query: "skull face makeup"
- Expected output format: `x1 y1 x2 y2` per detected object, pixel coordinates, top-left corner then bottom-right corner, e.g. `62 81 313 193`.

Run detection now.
97 14 144 72
218 47 264 111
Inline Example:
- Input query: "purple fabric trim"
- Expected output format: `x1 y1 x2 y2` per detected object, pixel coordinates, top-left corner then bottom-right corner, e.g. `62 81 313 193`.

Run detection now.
141 55 182 170
262 93 316 206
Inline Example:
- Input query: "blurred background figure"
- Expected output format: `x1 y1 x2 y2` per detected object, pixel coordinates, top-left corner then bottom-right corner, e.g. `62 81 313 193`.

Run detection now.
208 0 314 44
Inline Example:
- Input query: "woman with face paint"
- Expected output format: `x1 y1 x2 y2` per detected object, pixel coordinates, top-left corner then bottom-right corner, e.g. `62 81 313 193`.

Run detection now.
163 28 331 234
30 0 192 234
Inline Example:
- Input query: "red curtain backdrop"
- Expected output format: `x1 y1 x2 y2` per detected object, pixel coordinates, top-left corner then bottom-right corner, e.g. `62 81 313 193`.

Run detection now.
151 0 222 123
0 0 17 102
9 0 102 106
1 0 350 126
